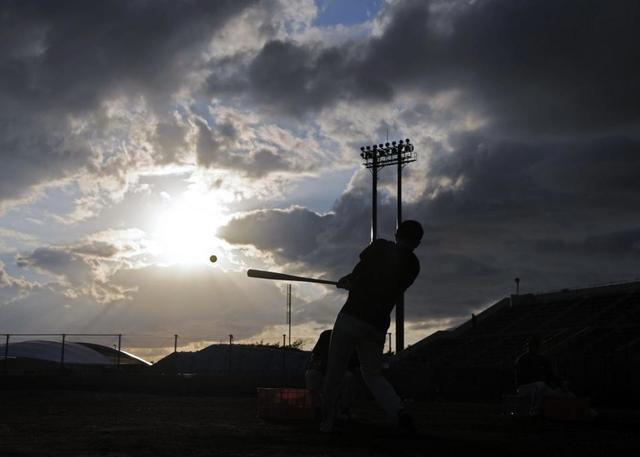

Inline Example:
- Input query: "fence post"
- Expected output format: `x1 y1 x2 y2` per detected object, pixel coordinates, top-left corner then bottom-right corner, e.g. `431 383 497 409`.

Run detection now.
3 334 9 375
116 334 122 368
60 333 66 370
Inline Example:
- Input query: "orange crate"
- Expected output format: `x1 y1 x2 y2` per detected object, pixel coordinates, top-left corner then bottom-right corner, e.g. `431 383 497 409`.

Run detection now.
542 397 591 421
257 388 315 420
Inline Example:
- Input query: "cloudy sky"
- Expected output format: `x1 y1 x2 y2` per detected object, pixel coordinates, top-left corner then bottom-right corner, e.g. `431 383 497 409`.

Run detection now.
1 0 639 358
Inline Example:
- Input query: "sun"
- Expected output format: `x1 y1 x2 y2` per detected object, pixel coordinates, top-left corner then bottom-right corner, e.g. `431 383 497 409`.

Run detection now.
152 191 227 266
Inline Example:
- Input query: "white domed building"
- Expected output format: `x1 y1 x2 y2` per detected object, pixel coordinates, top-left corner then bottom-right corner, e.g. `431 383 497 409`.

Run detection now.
0 339 151 374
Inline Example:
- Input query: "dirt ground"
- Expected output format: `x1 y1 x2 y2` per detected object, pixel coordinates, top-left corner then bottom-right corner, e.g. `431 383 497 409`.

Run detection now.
1 390 639 457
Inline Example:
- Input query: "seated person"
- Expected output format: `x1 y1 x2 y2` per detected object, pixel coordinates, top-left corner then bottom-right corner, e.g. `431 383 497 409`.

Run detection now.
515 335 572 415
305 329 359 418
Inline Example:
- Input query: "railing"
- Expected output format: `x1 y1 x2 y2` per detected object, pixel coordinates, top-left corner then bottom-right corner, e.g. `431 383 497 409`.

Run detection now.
533 277 640 298
1 333 299 374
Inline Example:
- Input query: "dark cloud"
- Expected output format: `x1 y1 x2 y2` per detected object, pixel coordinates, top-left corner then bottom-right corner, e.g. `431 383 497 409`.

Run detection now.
246 39 392 114
17 247 76 272
219 206 334 262
0 0 258 205
442 0 640 136
249 149 290 177
533 228 640 264
419 134 640 228
195 118 299 177
0 116 88 203
14 241 122 289
208 0 640 137
152 121 191 165
1 0 257 112
16 246 89 284
206 38 391 116
72 241 120 258
196 119 236 169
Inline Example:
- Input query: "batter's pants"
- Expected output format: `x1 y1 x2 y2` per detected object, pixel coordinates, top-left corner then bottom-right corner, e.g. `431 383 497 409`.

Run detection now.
322 312 403 425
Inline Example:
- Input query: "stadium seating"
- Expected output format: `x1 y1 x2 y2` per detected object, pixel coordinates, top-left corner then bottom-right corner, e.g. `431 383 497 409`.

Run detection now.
390 281 640 407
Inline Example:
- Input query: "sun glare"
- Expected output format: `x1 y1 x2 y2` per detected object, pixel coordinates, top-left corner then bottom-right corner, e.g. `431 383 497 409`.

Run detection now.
152 191 228 266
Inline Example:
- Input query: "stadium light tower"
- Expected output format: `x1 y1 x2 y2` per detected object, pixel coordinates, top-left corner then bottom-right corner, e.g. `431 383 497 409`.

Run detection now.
360 138 417 351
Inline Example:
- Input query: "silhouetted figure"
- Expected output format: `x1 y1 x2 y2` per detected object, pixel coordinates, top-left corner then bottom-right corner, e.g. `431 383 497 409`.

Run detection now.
307 330 333 377
515 335 567 415
321 220 423 433
305 330 358 418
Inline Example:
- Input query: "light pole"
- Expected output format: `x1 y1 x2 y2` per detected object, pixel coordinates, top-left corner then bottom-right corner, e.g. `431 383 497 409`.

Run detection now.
228 334 233 372
360 139 416 352
286 284 292 347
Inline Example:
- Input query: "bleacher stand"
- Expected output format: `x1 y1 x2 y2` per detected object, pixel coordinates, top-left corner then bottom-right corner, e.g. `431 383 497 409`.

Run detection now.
390 281 640 409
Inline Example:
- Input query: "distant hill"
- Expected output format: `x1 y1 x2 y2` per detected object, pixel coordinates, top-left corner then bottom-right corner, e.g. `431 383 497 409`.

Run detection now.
153 344 310 378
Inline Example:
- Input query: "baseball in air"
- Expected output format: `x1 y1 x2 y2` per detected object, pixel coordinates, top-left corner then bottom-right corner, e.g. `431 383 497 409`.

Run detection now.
209 255 218 263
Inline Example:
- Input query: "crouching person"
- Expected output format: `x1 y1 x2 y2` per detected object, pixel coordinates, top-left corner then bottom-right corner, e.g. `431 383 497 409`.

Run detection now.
305 329 358 420
515 335 573 416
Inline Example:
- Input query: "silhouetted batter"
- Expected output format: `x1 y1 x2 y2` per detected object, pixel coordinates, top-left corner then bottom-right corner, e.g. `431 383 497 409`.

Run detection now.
321 220 422 433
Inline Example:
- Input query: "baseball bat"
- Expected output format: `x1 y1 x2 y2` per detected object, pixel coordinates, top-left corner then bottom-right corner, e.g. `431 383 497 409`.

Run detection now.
247 269 338 286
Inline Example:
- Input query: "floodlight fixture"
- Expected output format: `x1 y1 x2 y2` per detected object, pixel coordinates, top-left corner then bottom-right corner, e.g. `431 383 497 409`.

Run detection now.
359 138 416 170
